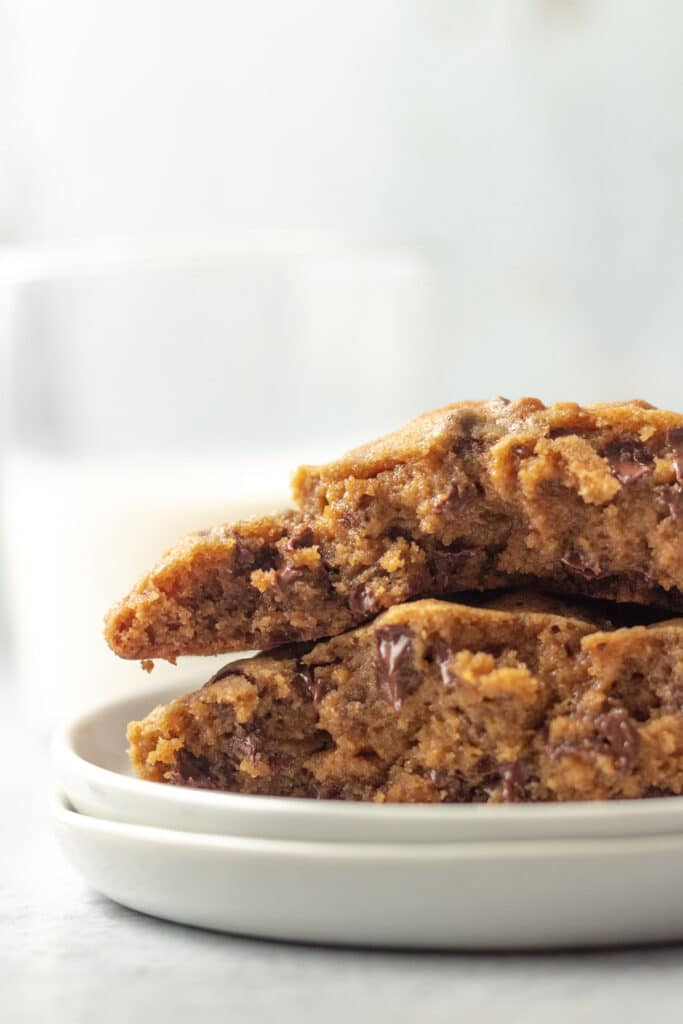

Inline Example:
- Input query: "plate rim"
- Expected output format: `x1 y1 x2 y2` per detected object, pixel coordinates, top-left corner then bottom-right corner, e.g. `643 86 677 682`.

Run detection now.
52 789 683 860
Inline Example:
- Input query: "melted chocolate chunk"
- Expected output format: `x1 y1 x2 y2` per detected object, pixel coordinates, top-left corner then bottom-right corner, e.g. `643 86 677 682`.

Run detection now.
657 485 683 520
374 625 417 710
429 547 475 590
560 564 659 600
428 760 504 803
272 538 330 595
548 427 579 439
602 438 653 485
294 664 329 704
433 479 474 516
666 426 683 484
228 730 258 767
428 768 470 802
453 436 486 458
292 664 313 698
204 662 246 687
620 568 656 592
594 704 640 776
549 702 640 778
349 583 384 618
231 536 257 572
500 762 527 803
285 524 315 551
272 564 305 592
560 554 602 581
401 562 432 603
172 748 216 789
386 526 413 542
454 411 483 437
432 638 456 687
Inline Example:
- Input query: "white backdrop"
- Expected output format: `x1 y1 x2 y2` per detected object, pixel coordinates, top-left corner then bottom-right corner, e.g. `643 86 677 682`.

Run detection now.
3 1 683 408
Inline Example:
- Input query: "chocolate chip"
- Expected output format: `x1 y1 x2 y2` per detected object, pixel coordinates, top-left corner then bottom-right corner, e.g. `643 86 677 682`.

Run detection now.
500 762 526 803
272 564 305 593
433 479 475 516
400 562 433 603
453 436 486 458
455 411 482 437
272 536 331 594
433 483 458 516
294 664 328 704
560 558 658 596
594 704 640 776
292 665 312 698
549 703 640 778
428 547 474 590
657 485 683 520
349 583 384 618
285 524 315 550
228 730 258 767
560 554 602 581
374 625 417 710
432 638 456 687
386 526 413 542
231 536 256 572
666 426 683 484
621 568 655 589
172 748 216 789
548 427 577 439
204 662 246 687
428 768 469 802
428 763 501 804
602 438 653 485
474 754 497 776
271 751 296 770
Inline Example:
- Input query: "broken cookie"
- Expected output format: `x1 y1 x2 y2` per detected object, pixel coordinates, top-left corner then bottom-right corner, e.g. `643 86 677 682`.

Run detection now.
106 398 683 661
127 594 683 803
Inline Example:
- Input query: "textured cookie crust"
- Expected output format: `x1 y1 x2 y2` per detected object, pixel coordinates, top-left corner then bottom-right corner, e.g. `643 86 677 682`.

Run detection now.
127 595 683 803
107 398 683 660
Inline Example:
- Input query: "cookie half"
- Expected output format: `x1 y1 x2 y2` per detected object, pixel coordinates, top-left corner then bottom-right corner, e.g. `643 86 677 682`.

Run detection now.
127 594 683 803
107 397 683 660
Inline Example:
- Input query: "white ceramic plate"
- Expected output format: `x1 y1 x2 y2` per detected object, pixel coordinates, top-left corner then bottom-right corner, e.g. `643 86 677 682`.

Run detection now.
53 790 683 949
54 683 683 844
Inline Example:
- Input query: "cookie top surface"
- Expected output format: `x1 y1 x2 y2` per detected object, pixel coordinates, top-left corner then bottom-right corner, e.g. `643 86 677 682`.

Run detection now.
293 398 682 492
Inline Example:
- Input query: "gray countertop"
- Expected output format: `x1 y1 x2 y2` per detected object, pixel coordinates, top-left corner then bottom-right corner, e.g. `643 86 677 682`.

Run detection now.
4 673 683 1023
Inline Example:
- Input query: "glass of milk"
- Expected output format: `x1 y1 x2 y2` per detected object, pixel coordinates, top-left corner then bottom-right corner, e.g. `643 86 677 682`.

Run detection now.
0 238 441 733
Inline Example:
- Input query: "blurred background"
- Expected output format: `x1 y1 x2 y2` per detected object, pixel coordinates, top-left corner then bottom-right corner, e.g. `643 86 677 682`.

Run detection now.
1 0 682 728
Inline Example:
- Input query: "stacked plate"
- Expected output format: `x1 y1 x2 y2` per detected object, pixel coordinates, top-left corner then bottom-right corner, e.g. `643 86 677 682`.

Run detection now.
53 682 683 949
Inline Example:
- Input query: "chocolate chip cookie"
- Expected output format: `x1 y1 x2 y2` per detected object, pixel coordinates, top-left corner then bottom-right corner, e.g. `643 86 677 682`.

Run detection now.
106 398 683 662
127 594 683 803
